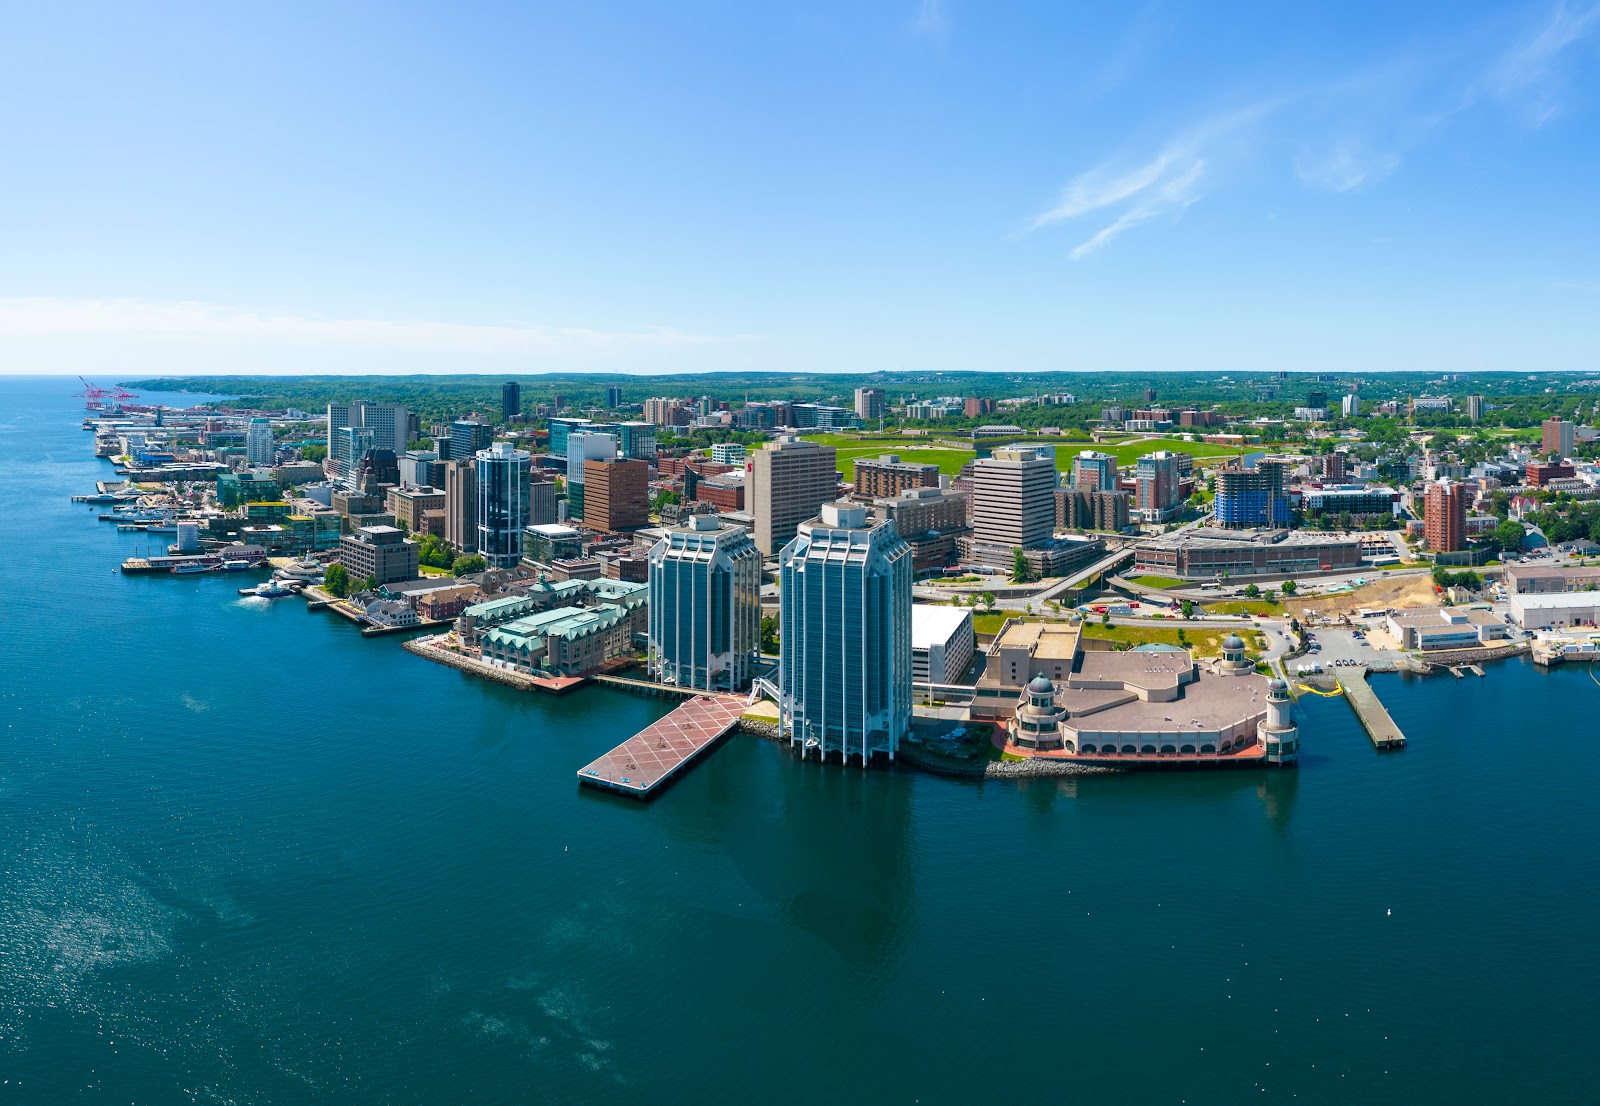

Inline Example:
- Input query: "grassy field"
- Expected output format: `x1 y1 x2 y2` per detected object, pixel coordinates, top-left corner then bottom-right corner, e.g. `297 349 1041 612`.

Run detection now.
1079 622 1259 657
1067 437 1243 470
1129 574 1186 589
830 446 974 480
1203 599 1282 616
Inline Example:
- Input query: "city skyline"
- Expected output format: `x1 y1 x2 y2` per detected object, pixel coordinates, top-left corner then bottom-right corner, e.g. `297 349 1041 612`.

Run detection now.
3 2 1598 377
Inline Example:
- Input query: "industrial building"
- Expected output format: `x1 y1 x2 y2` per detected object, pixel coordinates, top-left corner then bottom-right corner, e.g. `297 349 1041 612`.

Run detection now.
1134 527 1362 579
1385 607 1509 650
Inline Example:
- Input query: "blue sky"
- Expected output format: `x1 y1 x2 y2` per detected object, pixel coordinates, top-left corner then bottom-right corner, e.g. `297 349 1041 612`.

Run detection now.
1 1 1597 377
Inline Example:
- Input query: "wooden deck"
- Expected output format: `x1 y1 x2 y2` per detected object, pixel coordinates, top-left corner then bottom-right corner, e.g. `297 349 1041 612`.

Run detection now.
1342 668 1406 749
577 694 748 799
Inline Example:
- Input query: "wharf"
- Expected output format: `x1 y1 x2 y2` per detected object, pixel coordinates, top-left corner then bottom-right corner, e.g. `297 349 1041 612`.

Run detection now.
1341 667 1406 749
577 693 748 800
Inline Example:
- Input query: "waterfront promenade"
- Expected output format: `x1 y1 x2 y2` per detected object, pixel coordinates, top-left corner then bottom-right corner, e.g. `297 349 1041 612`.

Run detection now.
1341 668 1406 749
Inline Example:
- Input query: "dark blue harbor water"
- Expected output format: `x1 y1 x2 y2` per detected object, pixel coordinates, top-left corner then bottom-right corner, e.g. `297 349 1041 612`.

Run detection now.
2 376 1597 1104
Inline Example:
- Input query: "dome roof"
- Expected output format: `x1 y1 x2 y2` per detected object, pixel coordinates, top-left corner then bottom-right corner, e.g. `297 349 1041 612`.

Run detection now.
1222 634 1245 650
1027 674 1054 694
1268 677 1288 692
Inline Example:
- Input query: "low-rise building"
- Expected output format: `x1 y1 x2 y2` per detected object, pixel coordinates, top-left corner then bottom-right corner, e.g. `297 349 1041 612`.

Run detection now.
1508 591 1600 630
1133 528 1362 580
1503 564 1600 594
1385 607 1509 650
911 605 975 686
521 523 585 566
386 485 447 532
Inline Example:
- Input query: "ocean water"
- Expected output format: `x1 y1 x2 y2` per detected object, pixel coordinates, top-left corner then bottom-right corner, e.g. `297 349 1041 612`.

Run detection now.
1 375 1596 1104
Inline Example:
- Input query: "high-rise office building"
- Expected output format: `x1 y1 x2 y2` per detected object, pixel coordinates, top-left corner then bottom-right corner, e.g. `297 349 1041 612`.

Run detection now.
327 402 409 474
617 422 657 462
565 431 617 522
971 447 1057 548
750 436 838 557
854 386 885 420
647 516 762 692
1071 449 1118 492
1424 479 1467 553
245 418 274 465
502 382 521 421
475 443 532 568
451 420 494 463
332 426 375 490
1466 395 1486 422
582 457 648 532
399 449 441 489
444 458 477 554
1542 418 1575 460
605 385 623 408
778 501 912 764
1135 451 1185 523
1342 393 1361 418
529 476 558 527
547 417 592 456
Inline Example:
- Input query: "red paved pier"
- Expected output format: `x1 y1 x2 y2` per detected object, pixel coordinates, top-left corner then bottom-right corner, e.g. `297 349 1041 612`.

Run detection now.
577 694 747 799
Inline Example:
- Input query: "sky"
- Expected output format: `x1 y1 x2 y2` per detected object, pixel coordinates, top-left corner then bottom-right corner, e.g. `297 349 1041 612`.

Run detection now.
1 0 1598 378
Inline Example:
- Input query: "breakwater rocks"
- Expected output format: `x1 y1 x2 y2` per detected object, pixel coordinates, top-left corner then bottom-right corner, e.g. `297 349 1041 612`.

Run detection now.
897 745 1117 780
1419 642 1529 669
738 719 782 742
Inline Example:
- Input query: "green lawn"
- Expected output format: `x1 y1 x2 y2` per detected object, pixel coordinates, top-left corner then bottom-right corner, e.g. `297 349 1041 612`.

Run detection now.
1129 574 1186 589
1064 437 1243 470
1081 622 1230 656
971 611 1012 635
1203 599 1282 616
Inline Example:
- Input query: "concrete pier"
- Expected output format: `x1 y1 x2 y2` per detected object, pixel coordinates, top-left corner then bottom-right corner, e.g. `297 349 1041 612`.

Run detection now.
1341 668 1406 749
577 694 748 799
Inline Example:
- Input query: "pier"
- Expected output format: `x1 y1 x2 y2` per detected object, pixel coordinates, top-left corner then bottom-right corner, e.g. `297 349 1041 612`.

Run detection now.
577 693 748 799
1340 667 1406 749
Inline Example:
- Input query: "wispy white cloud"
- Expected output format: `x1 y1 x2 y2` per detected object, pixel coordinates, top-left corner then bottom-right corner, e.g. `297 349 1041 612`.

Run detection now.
913 0 949 40
1488 0 1600 122
1031 102 1271 257
1294 143 1401 193
1031 2 1600 258
0 298 735 354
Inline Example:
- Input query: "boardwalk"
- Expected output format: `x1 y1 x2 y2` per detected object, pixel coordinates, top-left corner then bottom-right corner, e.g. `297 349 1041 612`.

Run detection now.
1341 667 1406 749
577 693 748 799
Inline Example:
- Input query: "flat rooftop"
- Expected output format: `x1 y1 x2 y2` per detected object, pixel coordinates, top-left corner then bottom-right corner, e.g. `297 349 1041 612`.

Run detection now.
1067 670 1273 733
989 619 1081 660
1138 527 1360 550
911 604 973 649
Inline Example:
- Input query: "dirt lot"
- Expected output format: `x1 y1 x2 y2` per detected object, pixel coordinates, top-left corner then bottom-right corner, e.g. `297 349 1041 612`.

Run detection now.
1287 573 1439 619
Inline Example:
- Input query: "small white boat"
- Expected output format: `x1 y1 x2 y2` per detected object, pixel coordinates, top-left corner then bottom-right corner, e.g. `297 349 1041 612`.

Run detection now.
171 562 212 575
219 559 255 572
253 581 293 598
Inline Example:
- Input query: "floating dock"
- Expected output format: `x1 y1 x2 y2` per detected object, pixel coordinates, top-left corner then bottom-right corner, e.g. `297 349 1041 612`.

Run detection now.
1341 667 1406 749
577 693 748 799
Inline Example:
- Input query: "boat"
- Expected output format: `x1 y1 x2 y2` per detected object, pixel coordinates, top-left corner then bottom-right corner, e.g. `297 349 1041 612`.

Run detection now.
220 559 255 572
171 563 212 575
253 581 293 598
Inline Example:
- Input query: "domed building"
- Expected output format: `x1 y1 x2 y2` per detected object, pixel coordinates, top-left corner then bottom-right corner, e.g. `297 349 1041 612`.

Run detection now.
1217 633 1254 676
1010 674 1068 752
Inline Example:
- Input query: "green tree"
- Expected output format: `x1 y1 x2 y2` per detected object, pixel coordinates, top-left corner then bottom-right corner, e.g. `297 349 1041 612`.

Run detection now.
364 574 379 593
1244 583 1261 599
1100 611 1111 626
759 615 779 654
1281 579 1298 596
1495 518 1526 553
1011 547 1029 583
1180 599 1194 619
981 591 997 611
323 563 349 597
452 553 487 576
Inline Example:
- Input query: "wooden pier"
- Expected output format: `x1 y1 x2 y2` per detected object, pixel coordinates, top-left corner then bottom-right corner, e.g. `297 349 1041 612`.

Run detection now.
1341 667 1406 749
577 694 748 799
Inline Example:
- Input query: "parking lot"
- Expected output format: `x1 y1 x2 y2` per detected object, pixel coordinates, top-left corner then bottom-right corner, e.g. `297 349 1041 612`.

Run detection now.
1292 624 1389 672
